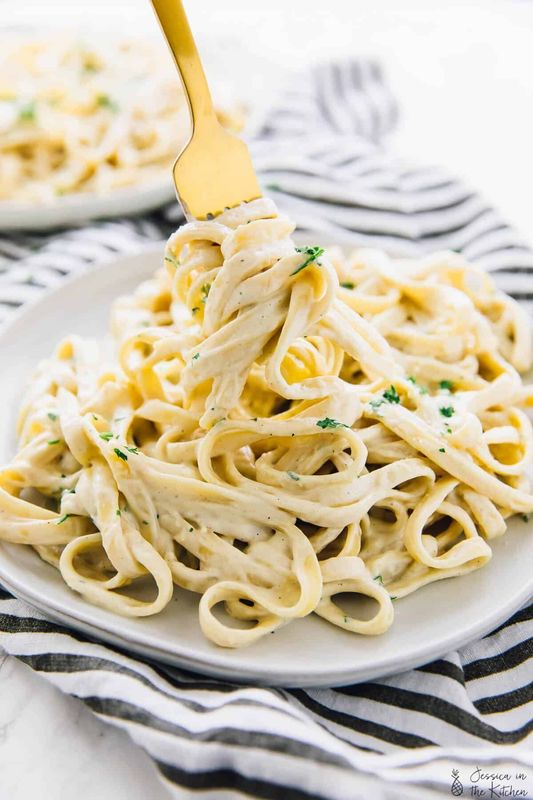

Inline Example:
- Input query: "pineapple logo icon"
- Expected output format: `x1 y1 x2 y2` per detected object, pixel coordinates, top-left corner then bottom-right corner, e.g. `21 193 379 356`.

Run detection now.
450 769 463 796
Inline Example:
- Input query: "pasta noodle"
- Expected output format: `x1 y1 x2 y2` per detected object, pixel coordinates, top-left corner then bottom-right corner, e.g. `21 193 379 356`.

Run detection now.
1 198 532 647
0 35 243 202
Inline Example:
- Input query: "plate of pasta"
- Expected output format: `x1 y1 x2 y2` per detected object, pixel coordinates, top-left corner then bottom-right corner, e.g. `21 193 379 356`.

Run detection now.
0 198 532 686
0 33 245 230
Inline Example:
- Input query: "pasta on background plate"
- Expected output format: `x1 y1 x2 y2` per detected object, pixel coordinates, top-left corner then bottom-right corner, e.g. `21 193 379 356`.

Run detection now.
1 198 532 648
0 34 244 203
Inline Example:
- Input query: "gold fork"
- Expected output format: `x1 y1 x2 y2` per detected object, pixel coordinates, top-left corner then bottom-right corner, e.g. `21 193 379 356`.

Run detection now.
150 0 262 220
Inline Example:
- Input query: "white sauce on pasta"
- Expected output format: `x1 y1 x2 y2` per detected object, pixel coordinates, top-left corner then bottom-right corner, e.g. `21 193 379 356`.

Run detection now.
1 198 532 647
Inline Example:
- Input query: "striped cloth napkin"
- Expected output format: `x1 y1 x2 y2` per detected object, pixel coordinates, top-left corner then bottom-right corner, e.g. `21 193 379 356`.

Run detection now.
0 61 531 800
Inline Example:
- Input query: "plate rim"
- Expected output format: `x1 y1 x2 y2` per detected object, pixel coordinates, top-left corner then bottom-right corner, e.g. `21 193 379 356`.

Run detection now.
0 550 531 688
0 180 175 232
0 246 531 687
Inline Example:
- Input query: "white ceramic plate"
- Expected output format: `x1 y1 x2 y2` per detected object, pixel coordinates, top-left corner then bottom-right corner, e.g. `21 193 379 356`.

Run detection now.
0 179 176 232
0 246 532 687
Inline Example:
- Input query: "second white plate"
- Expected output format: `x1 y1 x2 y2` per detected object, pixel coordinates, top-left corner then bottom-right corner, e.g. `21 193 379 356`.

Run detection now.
0 178 175 232
0 246 531 686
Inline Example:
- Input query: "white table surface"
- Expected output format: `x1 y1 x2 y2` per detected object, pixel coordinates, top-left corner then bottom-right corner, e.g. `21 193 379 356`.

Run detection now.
1 1 532 798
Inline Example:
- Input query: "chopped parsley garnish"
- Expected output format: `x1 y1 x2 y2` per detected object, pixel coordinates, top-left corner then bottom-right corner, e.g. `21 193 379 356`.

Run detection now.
390 595 398 601
316 417 348 430
407 376 429 393
439 380 454 391
439 447 446 453
56 514 71 525
99 432 114 441
125 445 139 454
116 508 121 516
47 439 60 445
201 283 211 302
114 447 128 461
192 353 200 362
343 615 349 624
18 101 36 123
47 412 58 421
265 183 281 191
96 93 119 112
191 307 199 315
287 471 300 481
521 514 530 523
92 414 99 421
374 575 384 584
369 384 404 413
445 425 453 434
142 520 148 525
188 526 194 532
62 488 75 495
340 281 354 290
383 385 400 404
369 398 385 411
291 246 324 276
439 406 455 418
164 253 180 268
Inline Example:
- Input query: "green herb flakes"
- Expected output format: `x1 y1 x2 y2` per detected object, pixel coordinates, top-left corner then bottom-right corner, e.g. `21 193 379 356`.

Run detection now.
340 281 354 290
439 406 455 418
287 471 300 481
407 376 428 394
47 439 60 446
164 253 180 268
47 412 58 421
383 385 400 404
99 432 114 441
114 447 128 461
316 417 348 430
56 514 71 525
291 246 324 276
439 380 454 391
96 93 118 112
18 101 36 123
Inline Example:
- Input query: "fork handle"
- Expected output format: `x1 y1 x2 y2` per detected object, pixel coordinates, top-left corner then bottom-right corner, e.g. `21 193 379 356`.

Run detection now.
151 0 218 132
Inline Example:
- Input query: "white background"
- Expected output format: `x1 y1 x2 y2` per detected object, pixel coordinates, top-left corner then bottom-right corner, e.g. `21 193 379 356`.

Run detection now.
0 2 532 798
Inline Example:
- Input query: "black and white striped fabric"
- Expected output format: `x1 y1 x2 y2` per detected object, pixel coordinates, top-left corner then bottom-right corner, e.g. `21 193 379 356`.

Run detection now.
0 61 531 800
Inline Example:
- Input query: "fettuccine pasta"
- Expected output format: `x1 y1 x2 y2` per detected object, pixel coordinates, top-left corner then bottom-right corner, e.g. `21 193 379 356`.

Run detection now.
1 198 532 647
0 35 243 202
